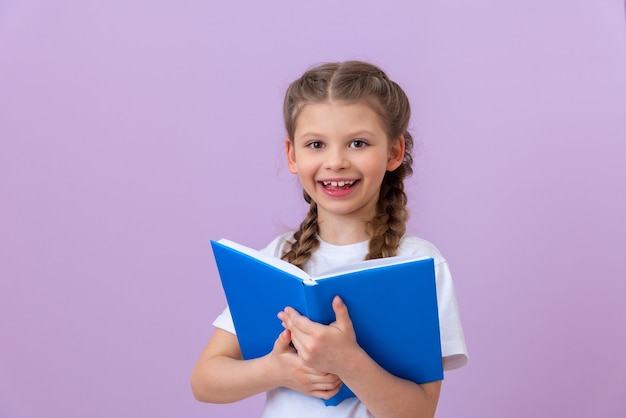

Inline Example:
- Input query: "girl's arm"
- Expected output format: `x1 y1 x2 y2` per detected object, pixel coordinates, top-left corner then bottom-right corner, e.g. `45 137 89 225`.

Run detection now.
279 296 441 418
190 327 342 403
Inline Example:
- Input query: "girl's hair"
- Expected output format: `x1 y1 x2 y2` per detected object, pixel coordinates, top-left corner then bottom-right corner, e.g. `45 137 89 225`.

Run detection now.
281 61 414 268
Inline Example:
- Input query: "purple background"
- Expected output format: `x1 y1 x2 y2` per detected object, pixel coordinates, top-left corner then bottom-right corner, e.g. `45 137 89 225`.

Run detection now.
1 1 625 417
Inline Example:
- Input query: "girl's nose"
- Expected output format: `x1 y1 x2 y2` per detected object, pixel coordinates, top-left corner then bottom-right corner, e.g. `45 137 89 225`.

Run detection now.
324 148 349 171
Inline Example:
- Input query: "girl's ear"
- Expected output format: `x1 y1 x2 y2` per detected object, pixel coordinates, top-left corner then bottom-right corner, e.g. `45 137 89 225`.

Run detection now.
285 138 298 174
387 135 405 171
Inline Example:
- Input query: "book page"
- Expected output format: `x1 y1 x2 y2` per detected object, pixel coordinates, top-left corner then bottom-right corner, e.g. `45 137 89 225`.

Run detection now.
216 238 312 281
315 255 430 281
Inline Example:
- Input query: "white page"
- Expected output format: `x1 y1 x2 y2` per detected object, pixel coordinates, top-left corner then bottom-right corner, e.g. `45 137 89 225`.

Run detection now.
315 255 430 281
217 239 430 285
217 238 311 281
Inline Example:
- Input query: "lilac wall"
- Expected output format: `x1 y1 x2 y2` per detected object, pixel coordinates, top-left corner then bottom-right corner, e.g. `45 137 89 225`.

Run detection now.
1 1 625 417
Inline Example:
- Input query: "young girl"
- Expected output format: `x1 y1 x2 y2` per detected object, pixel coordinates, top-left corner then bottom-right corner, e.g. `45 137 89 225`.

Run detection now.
191 61 468 418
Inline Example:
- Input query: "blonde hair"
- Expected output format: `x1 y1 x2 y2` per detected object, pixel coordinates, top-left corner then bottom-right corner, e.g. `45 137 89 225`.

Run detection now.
281 61 414 268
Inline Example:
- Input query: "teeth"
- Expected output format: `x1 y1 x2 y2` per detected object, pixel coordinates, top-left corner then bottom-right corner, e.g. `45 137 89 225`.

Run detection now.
323 180 355 187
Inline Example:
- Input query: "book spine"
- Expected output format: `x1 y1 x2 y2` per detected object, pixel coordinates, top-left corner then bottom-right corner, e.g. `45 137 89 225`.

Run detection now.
303 284 336 325
302 284 356 406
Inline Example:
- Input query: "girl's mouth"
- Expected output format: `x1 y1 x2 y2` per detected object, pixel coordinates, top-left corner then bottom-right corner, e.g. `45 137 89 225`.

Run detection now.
321 180 356 189
319 180 358 197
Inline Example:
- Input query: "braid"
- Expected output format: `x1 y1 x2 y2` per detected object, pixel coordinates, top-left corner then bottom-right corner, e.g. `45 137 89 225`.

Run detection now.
366 170 409 260
281 193 320 269
366 131 414 260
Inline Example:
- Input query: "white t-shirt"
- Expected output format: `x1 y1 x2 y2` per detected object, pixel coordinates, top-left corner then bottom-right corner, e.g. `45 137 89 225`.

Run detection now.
213 233 468 418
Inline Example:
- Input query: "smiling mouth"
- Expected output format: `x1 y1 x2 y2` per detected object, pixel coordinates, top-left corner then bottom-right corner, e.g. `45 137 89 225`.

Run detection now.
320 180 357 189
321 180 356 187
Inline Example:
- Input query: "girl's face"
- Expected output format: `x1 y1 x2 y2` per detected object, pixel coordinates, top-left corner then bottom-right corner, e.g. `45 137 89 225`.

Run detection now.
286 101 404 224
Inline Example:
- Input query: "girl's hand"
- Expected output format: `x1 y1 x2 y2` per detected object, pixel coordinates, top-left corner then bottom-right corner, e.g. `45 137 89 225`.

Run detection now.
278 296 360 376
268 327 342 399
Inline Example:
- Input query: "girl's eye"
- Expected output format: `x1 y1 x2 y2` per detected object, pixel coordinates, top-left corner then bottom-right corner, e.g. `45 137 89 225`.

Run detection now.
350 139 368 148
306 141 324 149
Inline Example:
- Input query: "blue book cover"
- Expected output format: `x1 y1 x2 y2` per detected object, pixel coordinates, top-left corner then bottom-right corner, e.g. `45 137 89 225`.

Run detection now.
210 239 443 406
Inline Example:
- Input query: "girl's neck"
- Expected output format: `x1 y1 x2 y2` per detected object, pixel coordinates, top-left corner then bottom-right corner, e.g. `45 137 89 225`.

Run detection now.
317 216 371 246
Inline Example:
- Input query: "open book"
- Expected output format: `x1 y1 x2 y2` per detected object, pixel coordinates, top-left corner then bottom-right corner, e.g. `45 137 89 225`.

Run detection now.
210 238 443 406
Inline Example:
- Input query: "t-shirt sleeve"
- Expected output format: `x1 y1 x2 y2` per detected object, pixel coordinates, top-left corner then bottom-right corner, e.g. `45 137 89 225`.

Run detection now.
212 306 236 334
435 260 469 371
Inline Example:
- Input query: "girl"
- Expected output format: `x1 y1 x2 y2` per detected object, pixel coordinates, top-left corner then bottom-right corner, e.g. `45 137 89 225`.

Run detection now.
191 61 468 418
